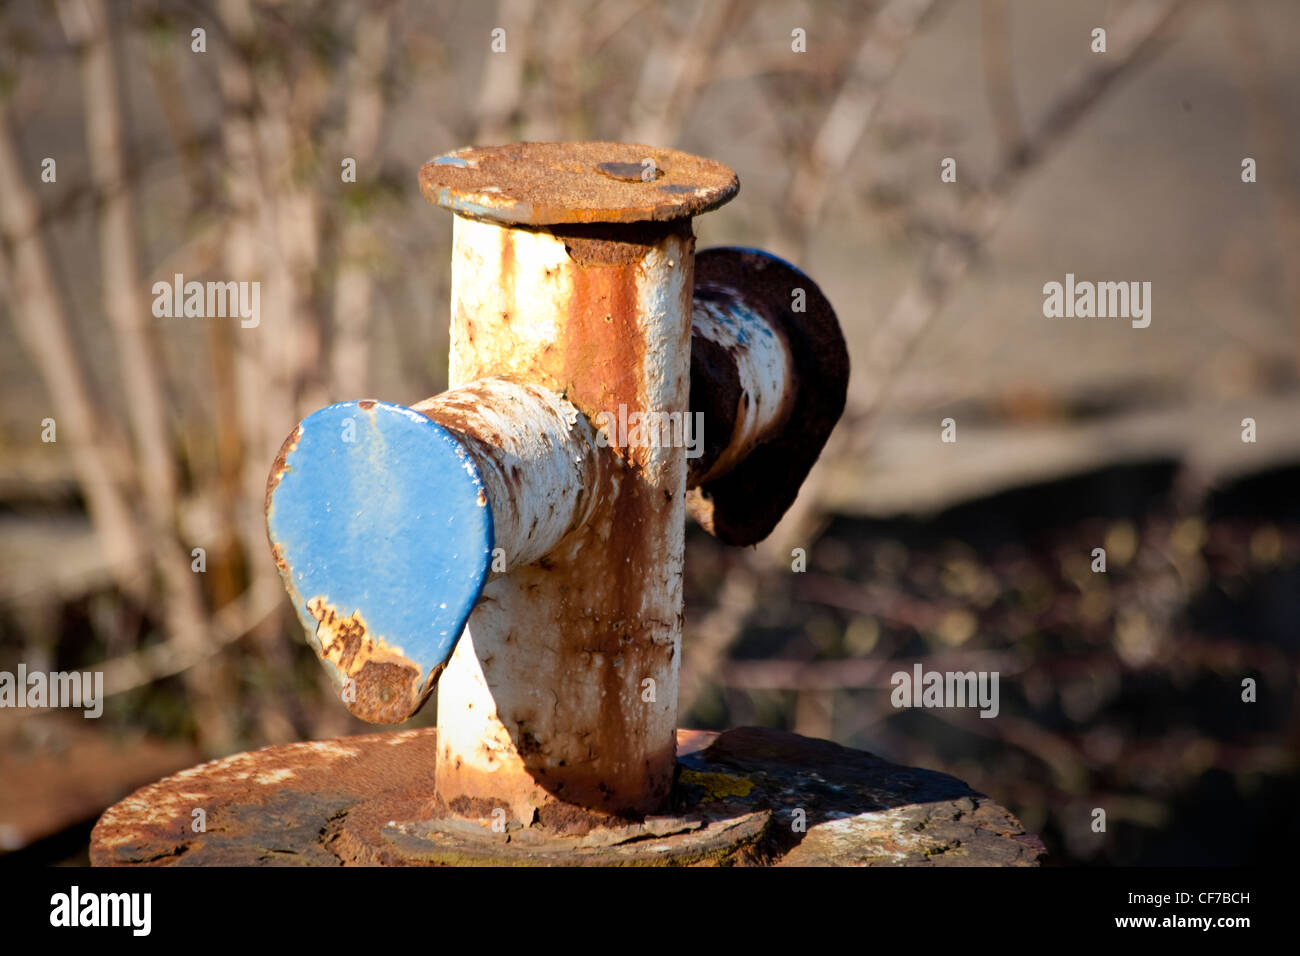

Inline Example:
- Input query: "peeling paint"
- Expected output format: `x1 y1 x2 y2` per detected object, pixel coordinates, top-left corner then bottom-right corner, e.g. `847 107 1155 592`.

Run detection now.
265 401 495 722
257 144 848 833
434 212 690 822
307 597 425 725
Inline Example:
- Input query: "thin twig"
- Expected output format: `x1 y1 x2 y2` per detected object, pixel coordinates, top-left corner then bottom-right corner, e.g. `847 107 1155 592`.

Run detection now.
98 578 285 697
143 16 213 207
475 0 536 143
622 0 740 146
781 0 943 261
679 560 762 716
718 651 1026 690
0 100 149 603
60 0 234 750
980 0 1024 160
1224 1 1300 373
331 1 395 397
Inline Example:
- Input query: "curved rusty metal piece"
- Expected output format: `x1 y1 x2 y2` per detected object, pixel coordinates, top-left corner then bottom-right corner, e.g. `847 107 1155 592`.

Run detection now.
686 247 850 546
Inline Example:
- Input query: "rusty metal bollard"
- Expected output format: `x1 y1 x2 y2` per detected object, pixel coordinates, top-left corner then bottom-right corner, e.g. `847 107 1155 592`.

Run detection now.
266 142 847 828
91 143 1042 866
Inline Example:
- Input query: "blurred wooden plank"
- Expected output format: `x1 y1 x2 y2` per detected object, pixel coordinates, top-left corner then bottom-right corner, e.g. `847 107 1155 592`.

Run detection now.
0 713 200 852
824 392 1300 516
0 514 110 604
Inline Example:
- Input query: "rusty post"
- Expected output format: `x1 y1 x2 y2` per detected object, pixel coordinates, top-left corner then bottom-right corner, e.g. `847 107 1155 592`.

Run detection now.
423 143 730 825
92 142 1049 867
263 141 848 833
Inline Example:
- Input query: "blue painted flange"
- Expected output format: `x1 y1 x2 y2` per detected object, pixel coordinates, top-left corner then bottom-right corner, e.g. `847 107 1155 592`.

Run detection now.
265 400 493 722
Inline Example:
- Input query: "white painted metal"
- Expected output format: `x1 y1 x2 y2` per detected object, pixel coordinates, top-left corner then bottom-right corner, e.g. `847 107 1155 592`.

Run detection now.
691 295 794 483
434 214 692 823
414 378 600 572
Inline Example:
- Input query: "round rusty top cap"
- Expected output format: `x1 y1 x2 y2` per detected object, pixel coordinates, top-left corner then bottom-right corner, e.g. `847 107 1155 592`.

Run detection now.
420 141 739 226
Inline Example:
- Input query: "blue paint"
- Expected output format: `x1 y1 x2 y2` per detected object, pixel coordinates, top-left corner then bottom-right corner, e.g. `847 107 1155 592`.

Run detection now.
727 246 799 272
432 154 470 168
703 246 809 342
700 297 774 348
266 401 493 688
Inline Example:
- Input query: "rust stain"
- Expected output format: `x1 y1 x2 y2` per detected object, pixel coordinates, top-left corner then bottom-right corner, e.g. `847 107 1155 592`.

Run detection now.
480 228 683 817
500 227 514 306
306 597 426 725
263 423 302 522
563 267 641 463
687 330 742 482
551 220 683 266
270 542 291 582
416 396 507 451
436 217 691 823
420 142 738 226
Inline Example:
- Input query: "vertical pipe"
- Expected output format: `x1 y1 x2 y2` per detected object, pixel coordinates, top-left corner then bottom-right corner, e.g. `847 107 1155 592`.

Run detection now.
434 215 694 825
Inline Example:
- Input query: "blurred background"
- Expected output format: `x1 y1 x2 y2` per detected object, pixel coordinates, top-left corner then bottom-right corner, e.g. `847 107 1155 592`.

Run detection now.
0 0 1297 866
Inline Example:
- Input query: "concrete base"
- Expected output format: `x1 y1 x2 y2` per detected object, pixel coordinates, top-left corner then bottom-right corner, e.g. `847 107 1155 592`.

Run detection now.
90 727 1044 866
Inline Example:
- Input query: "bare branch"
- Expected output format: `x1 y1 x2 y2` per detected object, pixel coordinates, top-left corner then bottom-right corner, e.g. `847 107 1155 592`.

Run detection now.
58 0 179 529
980 0 1024 160
60 0 238 750
331 2 396 397
475 0 536 143
679 560 761 715
0 100 149 602
857 0 1194 436
622 0 740 146
781 0 942 259
1224 1 1300 373
98 578 285 697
